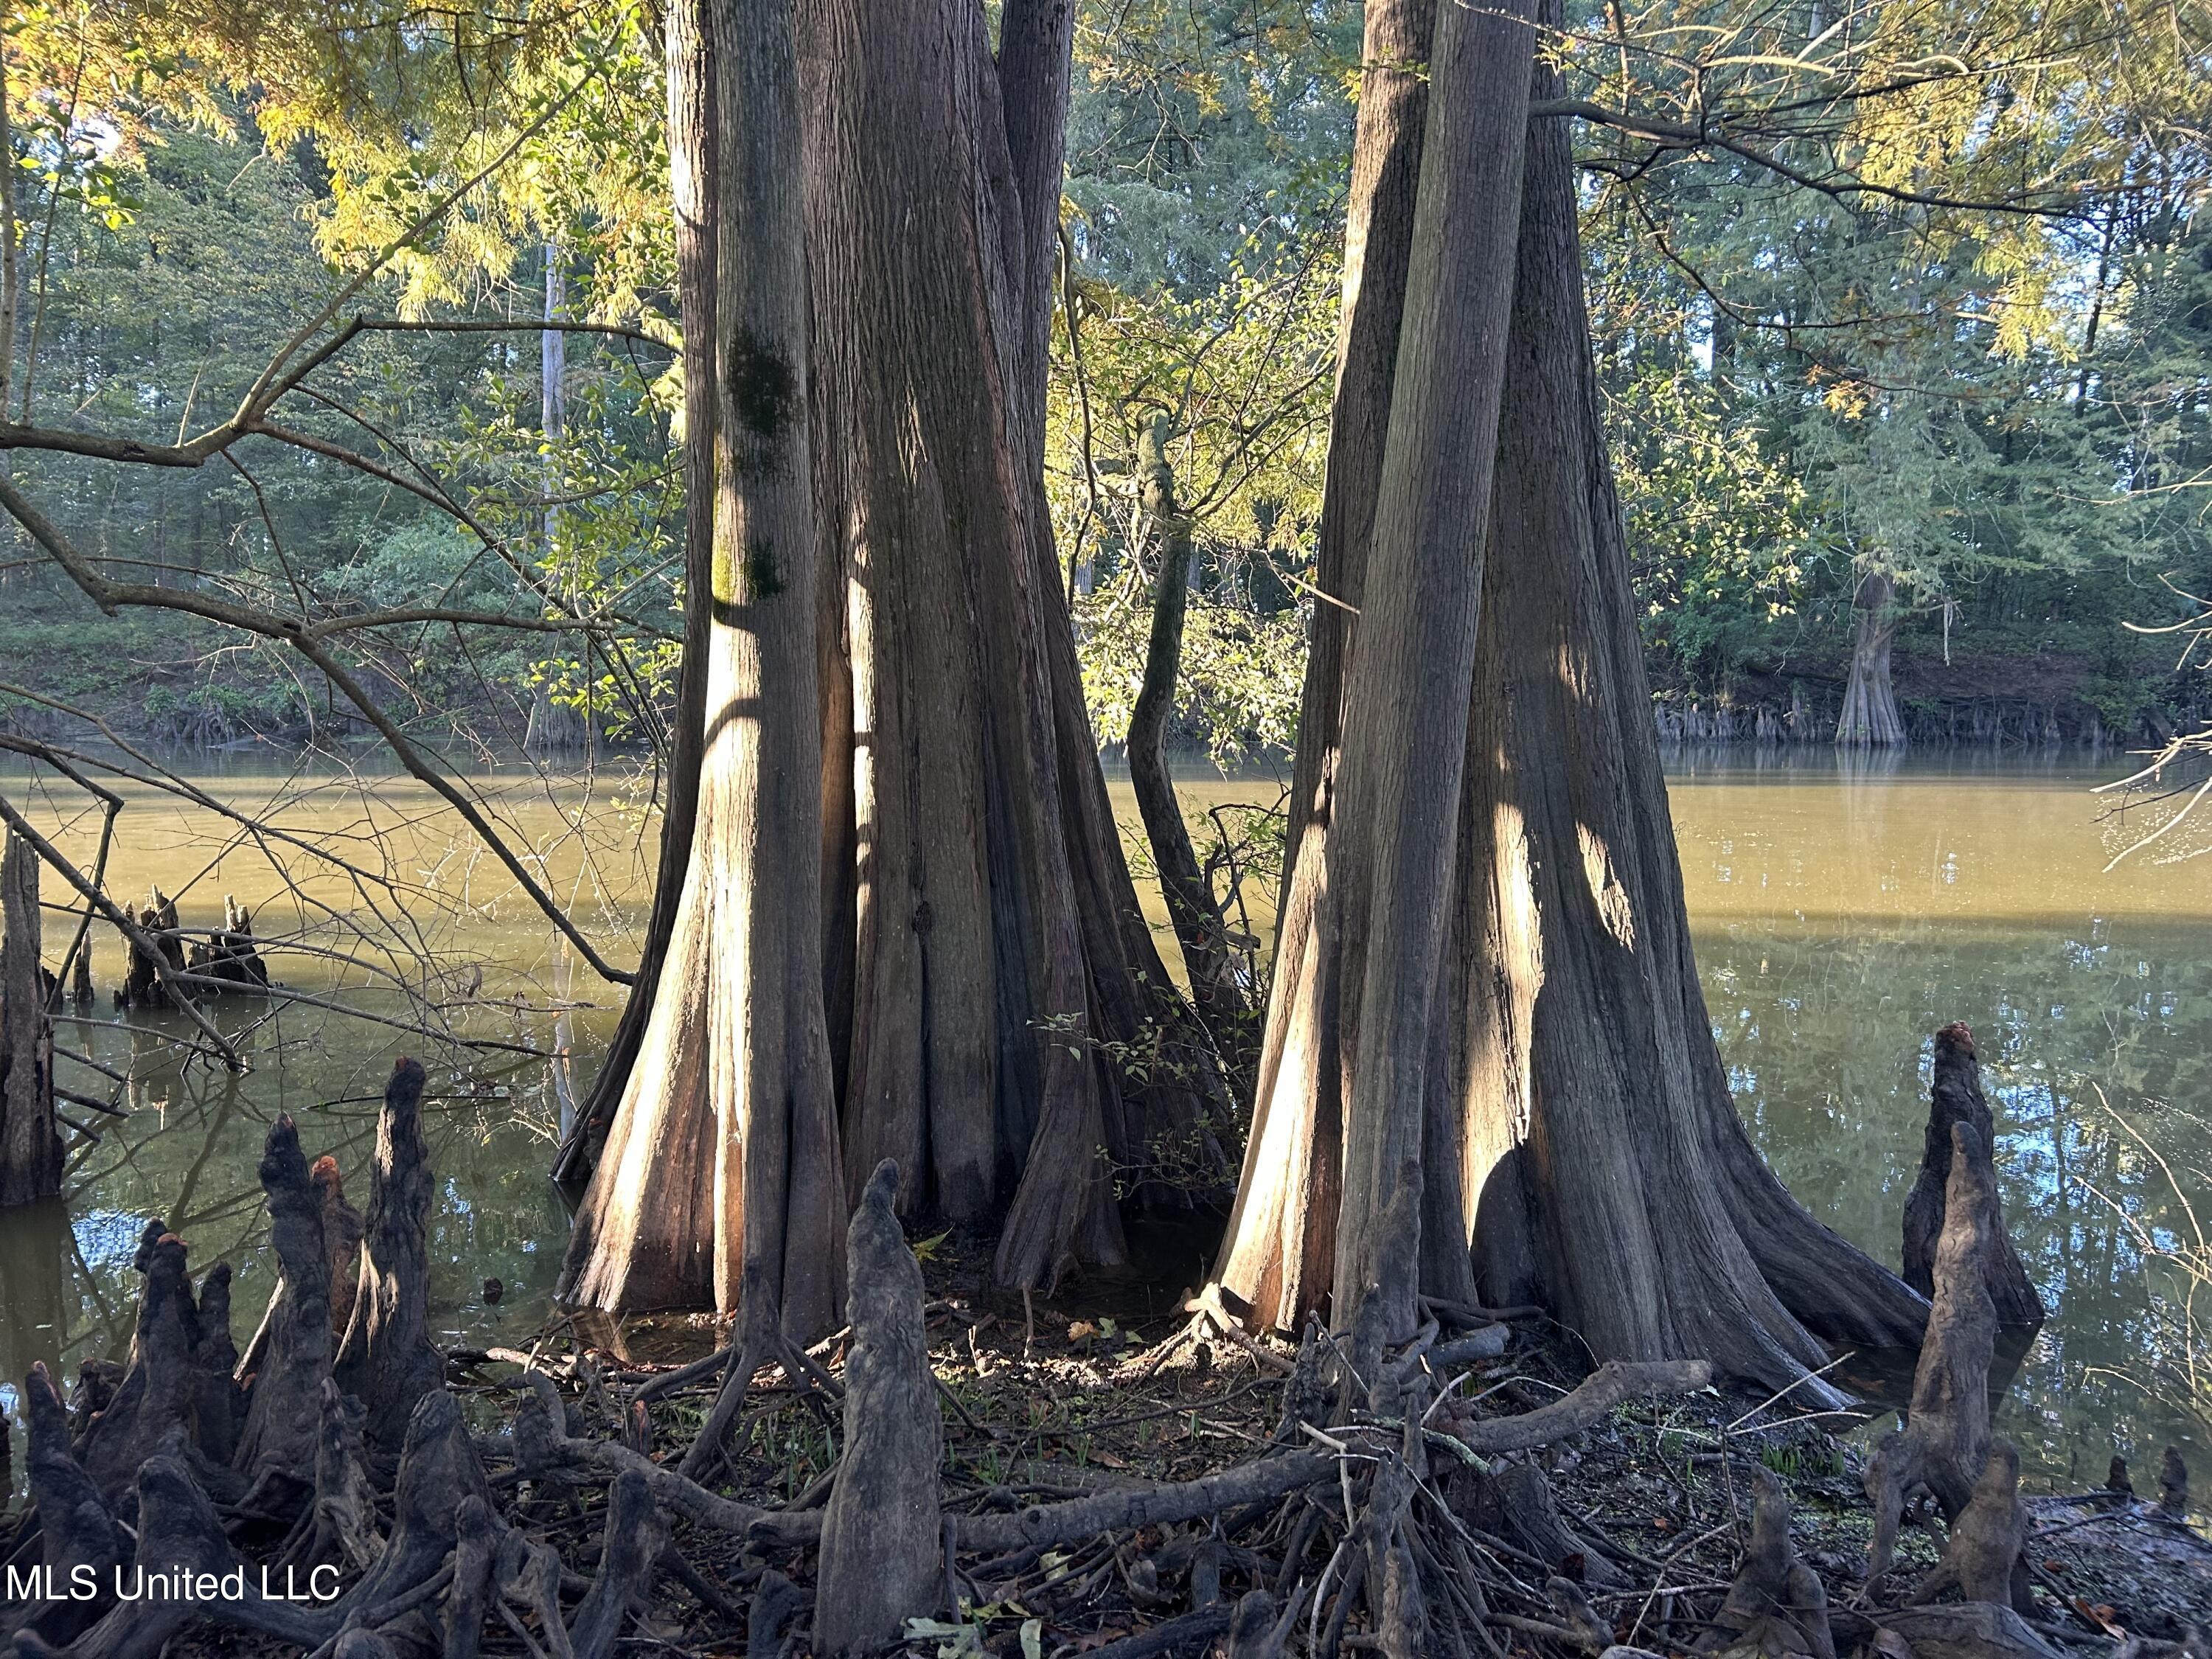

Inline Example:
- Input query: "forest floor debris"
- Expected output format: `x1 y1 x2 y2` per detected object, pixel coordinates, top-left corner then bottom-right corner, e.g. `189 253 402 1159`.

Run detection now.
6 1065 2205 1659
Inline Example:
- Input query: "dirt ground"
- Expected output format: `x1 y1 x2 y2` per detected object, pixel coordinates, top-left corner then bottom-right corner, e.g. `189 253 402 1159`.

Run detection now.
519 1249 2209 1658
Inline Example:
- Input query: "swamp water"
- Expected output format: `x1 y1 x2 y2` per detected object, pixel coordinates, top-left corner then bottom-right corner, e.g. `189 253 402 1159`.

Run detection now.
1 750 2206 1506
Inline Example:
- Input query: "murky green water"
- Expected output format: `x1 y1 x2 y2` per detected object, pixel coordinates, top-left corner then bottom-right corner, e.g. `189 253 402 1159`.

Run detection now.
1 748 2205 1506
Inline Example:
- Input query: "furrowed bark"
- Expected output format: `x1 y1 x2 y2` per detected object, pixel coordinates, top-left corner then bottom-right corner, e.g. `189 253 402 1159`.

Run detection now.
560 0 845 1340
1326 0 1537 1333
1429 31 1928 1388
1212 0 1436 1333
802 0 1151 1288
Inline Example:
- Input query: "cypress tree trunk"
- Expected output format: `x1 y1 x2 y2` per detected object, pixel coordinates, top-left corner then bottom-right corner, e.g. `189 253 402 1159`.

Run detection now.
1321 0 1535 1333
564 0 1251 1314
1434 63 1929 1391
550 0 718 1190
1837 568 1907 745
1 831 60 1207
559 0 845 1340
803 0 1231 1290
801 0 1107 1264
1213 0 1437 1333
1214 7 1930 1384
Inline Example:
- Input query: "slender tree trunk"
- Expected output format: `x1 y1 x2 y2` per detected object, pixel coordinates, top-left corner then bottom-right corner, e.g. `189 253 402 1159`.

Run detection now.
1836 568 1907 746
559 0 844 1340
551 0 719 1189
541 243 566 551
1323 0 1536 1334
1213 0 1436 1334
1126 417 1253 1081
1433 74 1928 1392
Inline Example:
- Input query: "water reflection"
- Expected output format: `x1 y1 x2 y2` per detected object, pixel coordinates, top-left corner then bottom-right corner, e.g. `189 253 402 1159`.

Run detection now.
1 751 2205 1511
0 995 586 1506
1672 751 2212 1495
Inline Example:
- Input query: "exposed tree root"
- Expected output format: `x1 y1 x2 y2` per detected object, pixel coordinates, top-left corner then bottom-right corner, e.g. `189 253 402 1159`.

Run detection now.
1900 1026 2045 1329
10 1020 2137 1659
1865 1121 2006 1586
1697 1466 1835 1659
815 1160 942 1655
1912 1441 2034 1617
334 1057 443 1450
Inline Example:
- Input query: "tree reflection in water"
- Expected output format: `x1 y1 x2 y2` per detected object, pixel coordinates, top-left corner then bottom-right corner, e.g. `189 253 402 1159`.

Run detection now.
1671 748 2212 1495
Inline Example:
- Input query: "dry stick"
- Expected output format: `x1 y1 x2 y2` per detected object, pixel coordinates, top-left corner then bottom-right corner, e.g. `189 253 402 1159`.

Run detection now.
1445 1360 1712 1453
55 1084 125 1117
0 788 241 1067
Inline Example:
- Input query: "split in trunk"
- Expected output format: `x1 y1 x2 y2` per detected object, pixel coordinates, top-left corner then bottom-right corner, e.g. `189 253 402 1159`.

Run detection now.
1234 0 1540 1349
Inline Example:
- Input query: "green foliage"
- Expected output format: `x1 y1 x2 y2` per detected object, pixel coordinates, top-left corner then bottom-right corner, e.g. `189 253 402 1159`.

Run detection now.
1607 362 1816 688
1065 0 1358 294
1052 234 1337 765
